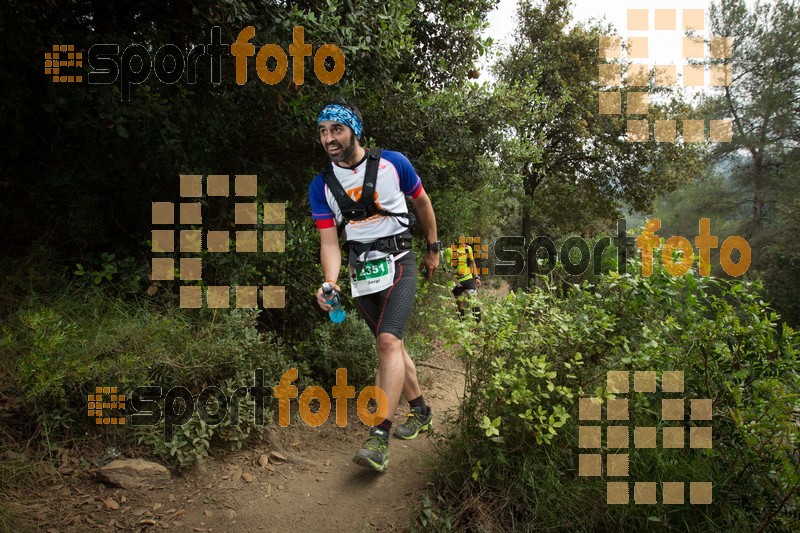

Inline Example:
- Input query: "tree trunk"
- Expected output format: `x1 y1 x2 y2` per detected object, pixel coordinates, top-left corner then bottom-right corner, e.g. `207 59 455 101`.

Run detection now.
522 172 537 290
522 200 534 290
751 153 765 267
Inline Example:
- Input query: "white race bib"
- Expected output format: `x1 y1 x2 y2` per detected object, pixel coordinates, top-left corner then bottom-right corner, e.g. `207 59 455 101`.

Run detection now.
349 255 395 297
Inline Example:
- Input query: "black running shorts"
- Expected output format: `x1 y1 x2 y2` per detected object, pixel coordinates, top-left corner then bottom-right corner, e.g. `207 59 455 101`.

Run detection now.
353 251 417 340
452 277 477 298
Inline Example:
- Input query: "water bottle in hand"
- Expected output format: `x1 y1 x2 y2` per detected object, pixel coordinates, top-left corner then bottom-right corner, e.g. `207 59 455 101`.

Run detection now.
322 282 346 323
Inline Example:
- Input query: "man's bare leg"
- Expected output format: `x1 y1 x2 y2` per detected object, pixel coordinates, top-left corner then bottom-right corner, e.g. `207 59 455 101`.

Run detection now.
353 332 405 471
393 340 432 440
374 333 405 425
401 340 422 401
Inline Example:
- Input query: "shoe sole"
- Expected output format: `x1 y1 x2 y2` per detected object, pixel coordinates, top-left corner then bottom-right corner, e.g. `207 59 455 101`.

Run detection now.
352 453 389 472
394 420 432 441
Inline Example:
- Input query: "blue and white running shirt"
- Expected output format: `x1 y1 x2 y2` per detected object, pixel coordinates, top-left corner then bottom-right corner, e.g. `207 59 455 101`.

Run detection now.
308 150 423 243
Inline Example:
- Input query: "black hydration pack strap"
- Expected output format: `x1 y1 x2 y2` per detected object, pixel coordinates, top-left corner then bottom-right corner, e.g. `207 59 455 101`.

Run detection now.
360 147 382 216
321 168 367 225
320 148 416 231
347 230 414 271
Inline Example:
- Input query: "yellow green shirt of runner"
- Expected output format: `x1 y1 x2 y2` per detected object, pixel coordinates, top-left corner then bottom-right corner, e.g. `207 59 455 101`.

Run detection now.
444 244 476 282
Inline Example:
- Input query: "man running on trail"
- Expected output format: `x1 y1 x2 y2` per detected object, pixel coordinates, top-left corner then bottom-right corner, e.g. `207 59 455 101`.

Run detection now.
443 239 482 322
308 100 441 472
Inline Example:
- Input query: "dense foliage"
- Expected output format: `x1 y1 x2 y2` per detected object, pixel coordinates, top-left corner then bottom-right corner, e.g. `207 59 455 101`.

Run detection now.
4 281 297 465
423 253 799 531
655 0 800 325
1 0 798 529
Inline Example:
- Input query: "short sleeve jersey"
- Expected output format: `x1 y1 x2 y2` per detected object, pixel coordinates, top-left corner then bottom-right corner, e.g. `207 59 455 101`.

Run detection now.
444 244 475 282
308 149 423 243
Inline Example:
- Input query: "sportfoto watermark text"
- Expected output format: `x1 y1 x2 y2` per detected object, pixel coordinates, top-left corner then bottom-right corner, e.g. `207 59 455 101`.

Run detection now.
65 26 344 100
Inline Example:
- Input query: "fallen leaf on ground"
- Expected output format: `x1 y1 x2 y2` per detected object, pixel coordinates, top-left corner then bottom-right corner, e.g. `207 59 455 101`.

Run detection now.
103 497 120 510
269 451 286 463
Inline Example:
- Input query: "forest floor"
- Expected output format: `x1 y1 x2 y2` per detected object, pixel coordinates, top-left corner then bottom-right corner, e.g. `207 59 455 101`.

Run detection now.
3 345 465 533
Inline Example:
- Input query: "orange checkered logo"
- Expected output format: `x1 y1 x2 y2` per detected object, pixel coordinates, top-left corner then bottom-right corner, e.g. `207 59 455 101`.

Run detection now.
88 386 126 425
45 44 83 83
151 174 286 309
578 371 713 505
450 236 489 277
598 7 733 143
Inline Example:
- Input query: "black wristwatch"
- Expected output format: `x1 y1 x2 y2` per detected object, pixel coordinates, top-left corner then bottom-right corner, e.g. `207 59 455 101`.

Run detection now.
427 241 441 253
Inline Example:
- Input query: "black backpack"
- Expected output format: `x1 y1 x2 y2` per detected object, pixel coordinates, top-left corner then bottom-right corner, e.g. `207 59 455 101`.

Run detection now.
320 148 416 233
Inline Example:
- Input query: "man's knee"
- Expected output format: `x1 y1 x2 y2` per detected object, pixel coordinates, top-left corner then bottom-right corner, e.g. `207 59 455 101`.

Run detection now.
376 332 402 355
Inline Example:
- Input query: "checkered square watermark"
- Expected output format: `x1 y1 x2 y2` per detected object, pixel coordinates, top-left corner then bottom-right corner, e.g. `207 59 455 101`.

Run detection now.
578 370 713 505
151 175 286 308
598 7 733 143
450 236 489 276
88 386 125 425
45 44 83 83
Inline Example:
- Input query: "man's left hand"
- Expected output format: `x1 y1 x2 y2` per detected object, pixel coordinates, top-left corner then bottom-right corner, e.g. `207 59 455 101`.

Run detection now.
420 250 439 279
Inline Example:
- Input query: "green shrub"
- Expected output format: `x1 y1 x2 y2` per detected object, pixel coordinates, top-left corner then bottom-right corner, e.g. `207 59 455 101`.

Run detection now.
8 284 295 468
199 213 327 338
405 269 450 361
428 251 800 531
133 378 271 469
293 315 378 389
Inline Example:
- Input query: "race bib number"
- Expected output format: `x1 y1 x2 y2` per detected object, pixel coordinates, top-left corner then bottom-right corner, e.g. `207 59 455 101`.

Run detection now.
349 256 395 297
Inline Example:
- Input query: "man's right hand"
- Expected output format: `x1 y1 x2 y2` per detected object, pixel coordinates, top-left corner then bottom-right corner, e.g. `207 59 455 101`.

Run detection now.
316 282 341 311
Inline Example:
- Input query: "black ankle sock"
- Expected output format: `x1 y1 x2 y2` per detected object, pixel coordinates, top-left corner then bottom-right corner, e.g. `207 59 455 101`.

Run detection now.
376 419 392 433
409 396 429 415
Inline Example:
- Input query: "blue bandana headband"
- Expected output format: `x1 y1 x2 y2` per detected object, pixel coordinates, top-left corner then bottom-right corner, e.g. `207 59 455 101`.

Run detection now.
317 104 363 138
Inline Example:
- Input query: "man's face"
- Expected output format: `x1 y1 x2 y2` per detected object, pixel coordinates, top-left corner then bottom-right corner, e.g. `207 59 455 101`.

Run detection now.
319 120 357 163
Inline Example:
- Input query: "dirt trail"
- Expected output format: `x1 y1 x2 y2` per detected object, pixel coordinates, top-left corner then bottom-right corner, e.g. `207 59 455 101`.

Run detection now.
9 285 513 532
216 286 510 531
25 347 464 533
177 349 464 532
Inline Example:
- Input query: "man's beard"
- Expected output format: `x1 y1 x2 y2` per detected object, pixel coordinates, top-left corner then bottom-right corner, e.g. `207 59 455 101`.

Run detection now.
327 132 356 163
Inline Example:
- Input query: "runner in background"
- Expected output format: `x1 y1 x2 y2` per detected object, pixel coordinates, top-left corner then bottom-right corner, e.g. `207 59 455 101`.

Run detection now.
443 238 482 322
